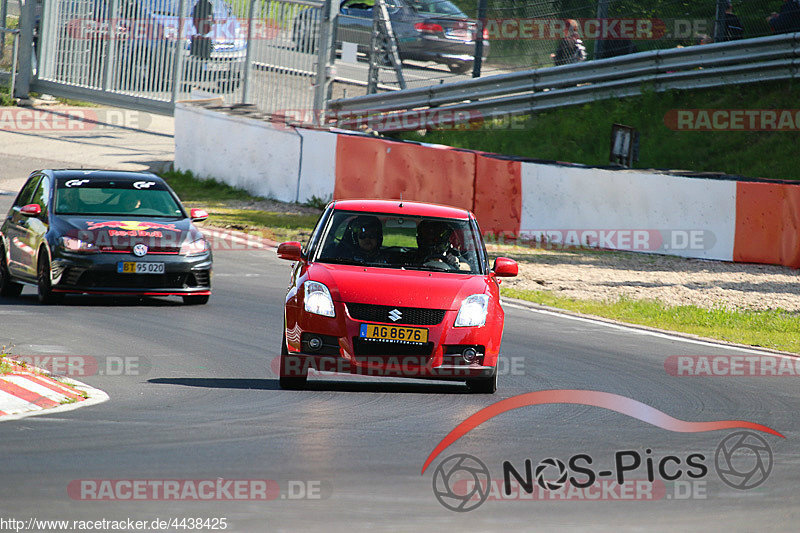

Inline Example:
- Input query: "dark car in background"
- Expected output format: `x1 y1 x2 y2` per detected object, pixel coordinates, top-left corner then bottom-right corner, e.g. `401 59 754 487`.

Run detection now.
293 0 488 73
0 170 212 305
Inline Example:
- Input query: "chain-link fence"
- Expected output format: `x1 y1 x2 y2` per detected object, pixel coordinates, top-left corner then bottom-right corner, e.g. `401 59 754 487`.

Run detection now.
354 0 796 89
453 0 795 77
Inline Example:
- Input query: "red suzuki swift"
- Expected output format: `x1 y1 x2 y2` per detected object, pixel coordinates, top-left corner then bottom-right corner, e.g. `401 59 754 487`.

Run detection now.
277 199 517 393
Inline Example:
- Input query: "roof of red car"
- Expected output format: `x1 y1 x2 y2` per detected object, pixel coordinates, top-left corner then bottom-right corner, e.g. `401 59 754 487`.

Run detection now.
332 199 471 219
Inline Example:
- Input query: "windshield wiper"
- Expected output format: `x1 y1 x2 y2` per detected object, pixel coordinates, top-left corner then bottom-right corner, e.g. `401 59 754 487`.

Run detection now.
317 257 363 266
402 265 452 272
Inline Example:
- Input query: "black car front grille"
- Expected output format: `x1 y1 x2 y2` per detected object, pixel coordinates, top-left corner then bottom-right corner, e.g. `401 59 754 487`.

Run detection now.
72 269 211 290
346 303 446 325
352 337 434 359
77 272 188 289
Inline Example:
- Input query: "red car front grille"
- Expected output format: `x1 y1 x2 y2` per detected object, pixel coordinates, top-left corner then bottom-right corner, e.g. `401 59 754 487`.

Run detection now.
346 303 446 325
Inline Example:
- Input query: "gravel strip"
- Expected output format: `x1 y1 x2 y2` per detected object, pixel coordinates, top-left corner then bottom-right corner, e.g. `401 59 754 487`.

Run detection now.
491 245 800 313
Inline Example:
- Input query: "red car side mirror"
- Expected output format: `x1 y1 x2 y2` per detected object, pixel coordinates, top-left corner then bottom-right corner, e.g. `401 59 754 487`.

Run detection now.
493 257 518 277
20 204 42 217
190 208 209 222
277 241 303 261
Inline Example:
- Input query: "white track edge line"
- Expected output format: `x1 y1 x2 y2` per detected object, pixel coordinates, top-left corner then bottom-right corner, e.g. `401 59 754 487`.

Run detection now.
501 298 799 360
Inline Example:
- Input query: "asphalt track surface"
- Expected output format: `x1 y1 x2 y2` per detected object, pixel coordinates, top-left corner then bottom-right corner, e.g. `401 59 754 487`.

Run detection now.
0 193 798 531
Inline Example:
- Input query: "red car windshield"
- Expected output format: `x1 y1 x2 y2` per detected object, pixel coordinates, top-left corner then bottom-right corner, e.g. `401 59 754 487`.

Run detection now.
314 211 484 273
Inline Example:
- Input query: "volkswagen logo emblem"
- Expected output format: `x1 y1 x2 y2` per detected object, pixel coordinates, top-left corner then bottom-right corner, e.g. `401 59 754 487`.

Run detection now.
432 454 490 512
388 309 402 322
132 244 148 257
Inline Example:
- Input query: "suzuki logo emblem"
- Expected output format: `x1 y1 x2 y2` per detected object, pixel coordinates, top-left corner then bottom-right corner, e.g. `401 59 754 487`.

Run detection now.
388 309 402 322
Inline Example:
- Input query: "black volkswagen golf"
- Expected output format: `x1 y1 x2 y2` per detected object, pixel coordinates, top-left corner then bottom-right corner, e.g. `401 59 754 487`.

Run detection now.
0 170 212 305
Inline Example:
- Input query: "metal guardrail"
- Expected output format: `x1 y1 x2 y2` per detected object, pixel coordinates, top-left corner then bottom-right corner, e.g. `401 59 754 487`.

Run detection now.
327 33 800 132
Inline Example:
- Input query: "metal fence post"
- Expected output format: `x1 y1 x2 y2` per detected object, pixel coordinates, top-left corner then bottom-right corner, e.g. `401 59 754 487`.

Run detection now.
10 29 19 95
472 0 487 78
102 0 120 91
714 0 728 42
313 0 336 125
240 0 258 104
595 0 608 59
0 0 7 58
171 0 187 105
14 0 35 97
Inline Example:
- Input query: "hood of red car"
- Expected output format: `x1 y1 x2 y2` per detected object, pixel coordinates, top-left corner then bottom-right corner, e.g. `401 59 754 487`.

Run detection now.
308 263 492 310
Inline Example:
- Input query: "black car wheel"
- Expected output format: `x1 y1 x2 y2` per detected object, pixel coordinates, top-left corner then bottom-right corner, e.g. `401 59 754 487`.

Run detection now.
279 330 308 390
183 294 210 305
448 61 472 74
0 245 24 298
37 252 63 305
466 368 497 394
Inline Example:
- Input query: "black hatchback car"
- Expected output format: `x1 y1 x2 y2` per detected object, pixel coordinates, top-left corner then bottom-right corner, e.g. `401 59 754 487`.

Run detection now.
0 170 212 305
294 0 488 73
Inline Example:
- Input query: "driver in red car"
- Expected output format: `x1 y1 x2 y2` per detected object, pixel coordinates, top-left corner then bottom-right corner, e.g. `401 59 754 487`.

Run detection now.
415 219 461 268
353 216 387 264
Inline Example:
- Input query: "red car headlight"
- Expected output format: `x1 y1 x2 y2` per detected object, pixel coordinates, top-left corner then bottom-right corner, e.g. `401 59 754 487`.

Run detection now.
455 294 489 327
304 281 335 317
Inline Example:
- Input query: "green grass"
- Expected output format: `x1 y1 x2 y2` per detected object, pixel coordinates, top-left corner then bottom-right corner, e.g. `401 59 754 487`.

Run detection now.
161 169 258 203
0 84 15 106
197 207 320 243
161 169 321 243
397 80 800 181
502 288 800 354
0 357 13 375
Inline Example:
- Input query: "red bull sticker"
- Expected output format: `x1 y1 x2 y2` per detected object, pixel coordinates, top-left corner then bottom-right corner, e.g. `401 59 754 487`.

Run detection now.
86 221 178 232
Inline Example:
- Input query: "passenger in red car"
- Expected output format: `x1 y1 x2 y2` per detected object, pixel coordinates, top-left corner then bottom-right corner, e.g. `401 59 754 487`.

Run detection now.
415 219 461 268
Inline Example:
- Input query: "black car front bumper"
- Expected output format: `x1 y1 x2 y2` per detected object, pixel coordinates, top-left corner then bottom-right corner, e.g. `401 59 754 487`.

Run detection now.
51 251 212 295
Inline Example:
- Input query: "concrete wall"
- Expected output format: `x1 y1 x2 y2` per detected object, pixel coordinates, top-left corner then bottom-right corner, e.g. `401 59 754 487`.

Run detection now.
174 102 800 268
175 103 335 204
519 163 738 261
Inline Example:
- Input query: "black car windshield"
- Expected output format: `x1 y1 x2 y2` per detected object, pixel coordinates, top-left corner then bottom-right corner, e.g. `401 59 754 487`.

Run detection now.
407 0 465 16
314 211 483 274
54 178 184 217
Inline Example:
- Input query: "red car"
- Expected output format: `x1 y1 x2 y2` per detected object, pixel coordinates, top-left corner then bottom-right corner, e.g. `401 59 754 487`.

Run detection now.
276 199 518 393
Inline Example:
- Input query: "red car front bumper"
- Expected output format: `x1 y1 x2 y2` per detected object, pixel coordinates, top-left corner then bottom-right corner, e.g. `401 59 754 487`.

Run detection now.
283 301 503 381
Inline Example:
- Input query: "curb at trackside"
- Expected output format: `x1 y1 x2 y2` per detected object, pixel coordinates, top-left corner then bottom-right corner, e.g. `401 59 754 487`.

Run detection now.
500 296 799 358
0 360 109 422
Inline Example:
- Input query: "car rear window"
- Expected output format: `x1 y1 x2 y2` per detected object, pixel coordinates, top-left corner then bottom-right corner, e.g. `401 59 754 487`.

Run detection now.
408 0 464 16
54 178 184 218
